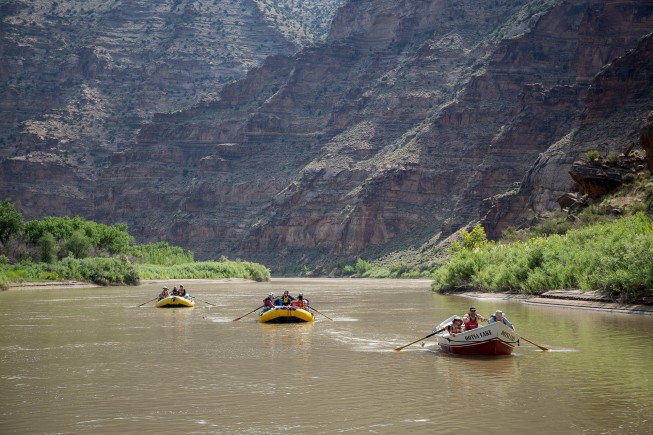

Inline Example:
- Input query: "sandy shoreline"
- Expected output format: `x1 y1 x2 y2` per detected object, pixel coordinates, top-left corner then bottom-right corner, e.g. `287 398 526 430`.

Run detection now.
4 280 652 315
445 289 653 315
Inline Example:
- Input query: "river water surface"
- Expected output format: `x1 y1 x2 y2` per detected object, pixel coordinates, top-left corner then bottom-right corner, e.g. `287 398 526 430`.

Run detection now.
1 278 652 434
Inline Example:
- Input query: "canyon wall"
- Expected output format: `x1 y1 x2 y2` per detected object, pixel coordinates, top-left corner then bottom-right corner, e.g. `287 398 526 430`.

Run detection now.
2 0 652 272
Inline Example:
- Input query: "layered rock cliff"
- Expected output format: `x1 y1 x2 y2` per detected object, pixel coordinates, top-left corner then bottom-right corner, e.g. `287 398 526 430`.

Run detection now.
2 0 652 273
0 0 341 216
483 26 653 238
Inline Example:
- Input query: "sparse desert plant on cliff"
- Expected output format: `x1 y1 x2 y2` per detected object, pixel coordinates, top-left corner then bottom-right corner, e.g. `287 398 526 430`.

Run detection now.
449 223 488 253
586 150 600 161
606 151 620 165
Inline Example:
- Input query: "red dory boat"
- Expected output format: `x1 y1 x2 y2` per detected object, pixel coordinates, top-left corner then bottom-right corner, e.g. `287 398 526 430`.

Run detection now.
435 316 519 356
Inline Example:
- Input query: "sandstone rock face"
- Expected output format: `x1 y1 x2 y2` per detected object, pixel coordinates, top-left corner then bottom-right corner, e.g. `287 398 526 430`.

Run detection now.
569 161 626 199
2 0 653 271
0 0 336 222
485 28 653 238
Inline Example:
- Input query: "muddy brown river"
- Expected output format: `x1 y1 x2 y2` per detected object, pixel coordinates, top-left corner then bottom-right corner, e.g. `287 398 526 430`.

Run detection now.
1 278 651 434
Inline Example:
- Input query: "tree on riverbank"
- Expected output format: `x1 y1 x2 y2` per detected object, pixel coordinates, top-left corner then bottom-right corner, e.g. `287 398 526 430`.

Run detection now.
0 201 270 288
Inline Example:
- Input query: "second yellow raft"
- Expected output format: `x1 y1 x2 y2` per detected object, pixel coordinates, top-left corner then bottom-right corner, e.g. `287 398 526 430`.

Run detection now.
259 307 314 323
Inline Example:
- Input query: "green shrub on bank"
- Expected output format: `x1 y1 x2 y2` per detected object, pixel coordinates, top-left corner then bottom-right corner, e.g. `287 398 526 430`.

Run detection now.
127 241 194 265
24 216 134 256
0 256 139 287
342 258 371 276
0 201 271 286
136 259 270 282
0 257 271 288
431 213 653 301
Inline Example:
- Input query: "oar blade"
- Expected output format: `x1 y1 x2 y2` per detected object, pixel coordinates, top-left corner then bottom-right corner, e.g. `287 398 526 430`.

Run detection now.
307 306 333 320
232 305 264 321
520 336 549 351
136 296 158 307
394 329 443 351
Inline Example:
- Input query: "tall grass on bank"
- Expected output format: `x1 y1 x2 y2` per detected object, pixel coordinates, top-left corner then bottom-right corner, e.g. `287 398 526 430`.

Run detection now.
0 257 271 288
0 256 139 287
136 260 271 282
127 242 194 265
430 213 653 302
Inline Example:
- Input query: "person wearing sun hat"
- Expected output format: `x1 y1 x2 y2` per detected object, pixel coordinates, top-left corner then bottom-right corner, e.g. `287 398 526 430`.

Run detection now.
462 306 487 330
444 316 465 336
487 310 515 330
158 286 170 300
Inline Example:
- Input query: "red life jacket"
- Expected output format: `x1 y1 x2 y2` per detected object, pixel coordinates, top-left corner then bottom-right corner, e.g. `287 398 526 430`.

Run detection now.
464 315 479 330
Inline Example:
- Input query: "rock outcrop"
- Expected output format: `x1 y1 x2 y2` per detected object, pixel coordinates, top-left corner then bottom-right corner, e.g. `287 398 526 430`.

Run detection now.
484 27 653 238
641 123 653 173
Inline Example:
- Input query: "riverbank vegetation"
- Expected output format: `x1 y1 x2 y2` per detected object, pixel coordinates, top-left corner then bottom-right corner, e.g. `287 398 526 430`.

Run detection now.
430 214 653 302
0 200 270 289
428 165 653 302
336 211 653 302
336 168 653 303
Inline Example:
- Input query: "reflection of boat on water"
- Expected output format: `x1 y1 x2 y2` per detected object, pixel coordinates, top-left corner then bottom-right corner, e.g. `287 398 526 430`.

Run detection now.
155 296 195 308
435 316 519 356
259 307 314 323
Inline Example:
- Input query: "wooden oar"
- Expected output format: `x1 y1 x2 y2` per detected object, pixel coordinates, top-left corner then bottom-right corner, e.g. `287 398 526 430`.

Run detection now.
308 306 333 321
520 335 549 351
232 305 264 321
192 296 216 307
395 328 445 351
136 296 159 307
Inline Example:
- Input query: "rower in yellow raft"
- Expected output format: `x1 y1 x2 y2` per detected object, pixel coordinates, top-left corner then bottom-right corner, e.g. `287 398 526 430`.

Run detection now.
258 291 314 323
155 285 195 308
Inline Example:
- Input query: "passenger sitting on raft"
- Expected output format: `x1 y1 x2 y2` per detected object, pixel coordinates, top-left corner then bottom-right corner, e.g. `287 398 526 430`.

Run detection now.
263 292 276 312
291 293 309 308
444 316 464 335
158 287 170 300
488 310 515 330
178 285 189 298
277 290 295 306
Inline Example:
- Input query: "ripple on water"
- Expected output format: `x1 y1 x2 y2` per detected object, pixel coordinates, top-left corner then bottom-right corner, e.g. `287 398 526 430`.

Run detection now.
203 316 236 323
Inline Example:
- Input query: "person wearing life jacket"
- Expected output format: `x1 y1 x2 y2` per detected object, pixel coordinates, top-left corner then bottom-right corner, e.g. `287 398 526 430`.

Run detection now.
178 285 187 298
158 286 170 300
487 310 515 330
263 292 276 312
292 293 309 309
462 306 487 330
445 316 464 335
280 290 295 306
171 286 178 296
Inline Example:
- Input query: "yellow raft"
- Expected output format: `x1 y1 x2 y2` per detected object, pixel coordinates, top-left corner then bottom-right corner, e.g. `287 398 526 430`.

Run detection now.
155 295 195 308
259 307 314 323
